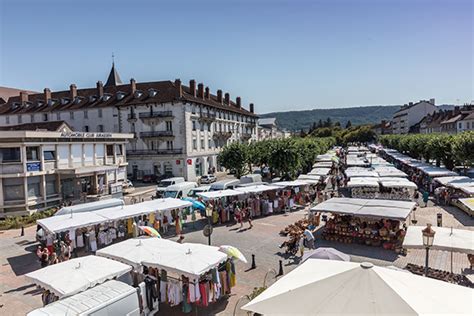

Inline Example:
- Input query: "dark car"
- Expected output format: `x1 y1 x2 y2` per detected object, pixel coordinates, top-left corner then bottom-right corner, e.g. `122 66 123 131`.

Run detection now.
142 174 157 183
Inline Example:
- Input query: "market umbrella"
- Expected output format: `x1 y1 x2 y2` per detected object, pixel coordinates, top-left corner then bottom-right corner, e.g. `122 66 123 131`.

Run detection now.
301 247 350 263
139 226 161 238
242 259 473 315
182 197 205 211
219 245 247 263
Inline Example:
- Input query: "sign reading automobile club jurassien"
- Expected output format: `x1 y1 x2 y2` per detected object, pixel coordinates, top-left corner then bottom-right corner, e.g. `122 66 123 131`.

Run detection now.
60 132 113 138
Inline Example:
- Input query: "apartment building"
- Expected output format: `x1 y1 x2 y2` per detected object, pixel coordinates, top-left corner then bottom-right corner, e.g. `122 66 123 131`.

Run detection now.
0 64 258 181
0 121 133 217
391 99 437 134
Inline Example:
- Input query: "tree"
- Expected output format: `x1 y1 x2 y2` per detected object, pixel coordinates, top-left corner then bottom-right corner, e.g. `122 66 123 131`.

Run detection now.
268 139 301 178
345 120 352 128
452 131 474 170
300 129 307 137
334 121 341 127
323 117 332 127
217 142 249 178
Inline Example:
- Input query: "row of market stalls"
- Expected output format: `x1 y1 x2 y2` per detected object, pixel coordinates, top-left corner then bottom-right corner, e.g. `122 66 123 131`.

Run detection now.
26 236 239 314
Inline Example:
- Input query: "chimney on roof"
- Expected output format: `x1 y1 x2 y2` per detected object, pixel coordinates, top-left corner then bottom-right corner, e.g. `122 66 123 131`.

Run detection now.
189 80 196 97
224 93 230 105
205 87 210 99
197 83 204 99
236 97 241 108
44 88 51 103
175 79 182 98
249 103 254 113
217 90 223 104
70 84 77 99
454 106 460 114
20 91 28 104
430 98 435 105
409 102 413 106
96 81 104 97
130 78 136 94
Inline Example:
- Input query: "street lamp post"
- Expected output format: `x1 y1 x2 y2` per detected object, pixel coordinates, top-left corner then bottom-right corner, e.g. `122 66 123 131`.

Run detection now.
422 223 436 277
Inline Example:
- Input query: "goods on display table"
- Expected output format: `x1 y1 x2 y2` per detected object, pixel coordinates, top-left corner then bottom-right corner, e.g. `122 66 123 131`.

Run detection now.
311 198 415 251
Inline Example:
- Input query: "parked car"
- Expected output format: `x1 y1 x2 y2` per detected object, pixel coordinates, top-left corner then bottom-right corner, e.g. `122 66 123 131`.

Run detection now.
156 177 185 197
142 174 157 183
187 185 211 198
200 174 217 184
209 179 240 191
163 182 198 199
122 179 133 189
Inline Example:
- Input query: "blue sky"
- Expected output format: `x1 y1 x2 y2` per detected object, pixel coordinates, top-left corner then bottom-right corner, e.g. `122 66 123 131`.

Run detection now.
0 0 472 113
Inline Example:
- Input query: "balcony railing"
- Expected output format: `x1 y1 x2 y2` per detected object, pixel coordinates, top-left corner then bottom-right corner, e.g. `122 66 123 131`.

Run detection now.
126 149 183 156
127 113 137 120
199 112 217 121
139 111 174 119
140 131 174 138
213 131 232 139
241 133 252 140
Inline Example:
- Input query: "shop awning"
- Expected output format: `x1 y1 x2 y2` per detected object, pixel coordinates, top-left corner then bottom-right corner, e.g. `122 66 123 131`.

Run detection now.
198 189 242 200
403 226 474 254
96 198 192 221
379 178 417 189
311 198 415 220
308 168 331 176
56 165 118 175
235 184 281 194
25 256 132 299
458 198 474 211
434 176 471 186
273 180 310 187
416 165 458 177
242 259 473 315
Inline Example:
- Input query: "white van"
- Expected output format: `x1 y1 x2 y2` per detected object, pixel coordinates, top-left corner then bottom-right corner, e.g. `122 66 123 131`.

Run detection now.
156 177 185 197
163 182 198 199
188 185 211 198
210 179 240 191
27 280 142 316
240 174 263 184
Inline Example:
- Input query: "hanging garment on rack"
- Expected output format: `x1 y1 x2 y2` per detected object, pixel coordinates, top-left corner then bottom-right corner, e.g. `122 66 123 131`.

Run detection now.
167 280 182 306
76 232 84 248
182 283 192 313
198 282 208 307
160 270 168 303
144 276 158 310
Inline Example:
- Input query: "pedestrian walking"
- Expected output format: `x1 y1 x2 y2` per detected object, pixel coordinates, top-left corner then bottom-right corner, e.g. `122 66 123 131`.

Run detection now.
422 191 429 207
303 228 315 249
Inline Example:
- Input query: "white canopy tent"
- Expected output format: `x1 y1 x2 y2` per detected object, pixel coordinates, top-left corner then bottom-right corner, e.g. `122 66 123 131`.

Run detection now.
315 154 335 162
379 178 417 189
273 180 310 187
96 237 182 269
197 189 242 200
347 177 380 188
345 168 379 178
297 174 322 183
312 161 333 168
54 198 124 216
311 198 415 220
37 212 109 234
403 226 474 254
234 184 281 194
308 167 331 176
242 259 473 315
434 176 471 186
25 256 132 299
373 166 408 178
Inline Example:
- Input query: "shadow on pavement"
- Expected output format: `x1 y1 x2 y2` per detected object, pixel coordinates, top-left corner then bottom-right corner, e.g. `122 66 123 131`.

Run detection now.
3 283 36 294
7 252 39 276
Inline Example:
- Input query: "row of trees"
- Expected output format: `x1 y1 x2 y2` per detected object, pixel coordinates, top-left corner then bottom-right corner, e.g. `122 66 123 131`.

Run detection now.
379 132 474 170
217 137 336 179
309 125 376 146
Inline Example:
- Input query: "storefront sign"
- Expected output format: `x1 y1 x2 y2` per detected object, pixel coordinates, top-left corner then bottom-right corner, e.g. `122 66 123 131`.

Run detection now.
60 132 113 138
26 162 41 172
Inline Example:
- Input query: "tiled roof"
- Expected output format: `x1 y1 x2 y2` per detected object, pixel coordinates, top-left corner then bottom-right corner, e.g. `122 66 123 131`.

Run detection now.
0 80 256 117
0 120 71 131
0 86 38 104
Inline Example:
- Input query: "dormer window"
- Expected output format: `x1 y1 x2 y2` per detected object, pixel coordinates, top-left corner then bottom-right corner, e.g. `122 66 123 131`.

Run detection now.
11 102 20 109
73 96 83 104
36 101 44 107
102 93 112 101
61 98 70 105
148 89 157 97
49 99 58 106
134 90 143 98
89 95 97 103
116 91 126 100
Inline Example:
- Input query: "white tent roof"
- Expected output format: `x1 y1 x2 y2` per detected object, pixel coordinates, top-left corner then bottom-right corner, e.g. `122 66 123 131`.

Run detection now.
434 176 471 186
459 198 474 211
379 178 417 189
37 212 108 234
311 198 415 220
96 237 181 269
37 198 191 234
459 186 474 195
197 189 242 200
315 154 335 162
346 168 379 178
96 198 192 221
308 167 331 176
347 177 380 188
403 226 474 255
234 184 281 194
374 167 408 178
273 180 310 187
312 161 333 168
143 242 228 279
55 198 124 216
242 259 473 315
25 256 132 299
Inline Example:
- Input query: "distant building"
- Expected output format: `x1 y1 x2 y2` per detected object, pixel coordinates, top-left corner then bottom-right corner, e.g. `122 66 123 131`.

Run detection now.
419 105 473 134
391 99 437 134
458 111 474 132
372 120 392 135
257 117 288 140
0 121 133 217
0 86 37 104
0 64 258 181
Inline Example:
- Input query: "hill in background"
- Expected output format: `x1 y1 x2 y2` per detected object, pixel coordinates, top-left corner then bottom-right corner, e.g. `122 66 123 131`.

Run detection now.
259 105 401 131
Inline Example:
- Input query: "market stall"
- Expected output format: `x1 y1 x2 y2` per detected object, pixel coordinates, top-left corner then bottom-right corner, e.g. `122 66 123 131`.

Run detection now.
378 178 417 200
25 255 132 302
97 237 235 313
347 177 379 199
345 167 379 178
308 167 331 177
456 198 474 217
197 189 242 200
311 198 415 251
